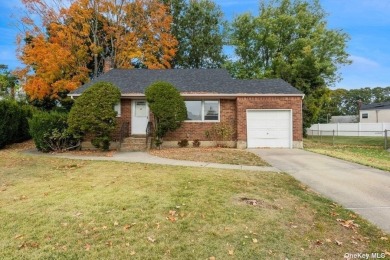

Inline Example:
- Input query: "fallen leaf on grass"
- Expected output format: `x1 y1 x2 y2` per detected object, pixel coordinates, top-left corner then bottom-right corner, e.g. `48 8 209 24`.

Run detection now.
252 238 258 243
335 240 343 246
85 244 91 251
74 212 83 217
123 224 132 230
209 257 216 260
130 251 136 255
18 241 39 249
380 237 388 241
14 234 24 239
325 239 332 243
114 221 119 226
315 240 323 246
167 210 178 222
167 216 177 222
337 219 359 230
147 236 156 243
228 249 234 255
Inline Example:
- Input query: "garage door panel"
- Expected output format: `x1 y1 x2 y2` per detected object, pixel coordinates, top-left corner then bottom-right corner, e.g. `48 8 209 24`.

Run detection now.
247 110 292 148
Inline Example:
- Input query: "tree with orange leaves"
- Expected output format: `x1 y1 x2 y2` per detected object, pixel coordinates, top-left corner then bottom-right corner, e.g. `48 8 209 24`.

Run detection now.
16 0 177 108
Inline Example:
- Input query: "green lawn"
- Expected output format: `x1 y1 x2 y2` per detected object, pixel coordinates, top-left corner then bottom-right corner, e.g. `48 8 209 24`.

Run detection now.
0 143 389 259
307 135 387 147
305 138 390 172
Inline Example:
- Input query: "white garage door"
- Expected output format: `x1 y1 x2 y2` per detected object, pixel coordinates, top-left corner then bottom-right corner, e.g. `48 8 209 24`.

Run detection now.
247 110 292 148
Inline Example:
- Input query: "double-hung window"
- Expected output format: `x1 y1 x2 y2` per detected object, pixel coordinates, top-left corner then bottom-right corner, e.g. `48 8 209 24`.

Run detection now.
185 100 219 122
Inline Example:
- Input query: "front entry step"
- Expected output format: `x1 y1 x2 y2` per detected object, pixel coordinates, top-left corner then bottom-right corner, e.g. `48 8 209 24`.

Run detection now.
120 136 147 151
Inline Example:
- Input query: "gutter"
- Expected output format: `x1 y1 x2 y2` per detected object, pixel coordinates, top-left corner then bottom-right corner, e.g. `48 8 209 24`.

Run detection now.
68 93 305 99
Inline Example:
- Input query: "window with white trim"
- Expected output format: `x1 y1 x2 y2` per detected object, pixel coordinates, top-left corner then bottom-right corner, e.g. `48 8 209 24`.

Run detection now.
114 101 121 117
362 113 368 119
185 100 219 121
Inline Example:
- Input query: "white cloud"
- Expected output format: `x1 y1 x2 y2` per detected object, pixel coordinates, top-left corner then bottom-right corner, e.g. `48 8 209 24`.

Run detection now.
336 55 390 89
350 55 380 69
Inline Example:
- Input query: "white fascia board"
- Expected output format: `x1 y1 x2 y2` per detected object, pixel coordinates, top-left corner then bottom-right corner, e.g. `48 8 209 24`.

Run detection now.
69 93 305 99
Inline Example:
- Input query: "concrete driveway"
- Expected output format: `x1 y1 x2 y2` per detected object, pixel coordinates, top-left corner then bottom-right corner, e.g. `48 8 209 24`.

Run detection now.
250 149 390 233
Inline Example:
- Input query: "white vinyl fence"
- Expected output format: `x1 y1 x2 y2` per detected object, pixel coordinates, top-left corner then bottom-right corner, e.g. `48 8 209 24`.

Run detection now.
307 123 390 137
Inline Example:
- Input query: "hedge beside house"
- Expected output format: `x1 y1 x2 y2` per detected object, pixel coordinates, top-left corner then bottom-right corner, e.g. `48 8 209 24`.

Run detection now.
0 100 33 148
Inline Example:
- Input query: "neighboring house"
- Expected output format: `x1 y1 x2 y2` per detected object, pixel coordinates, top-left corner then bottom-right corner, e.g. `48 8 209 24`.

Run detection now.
330 115 359 123
69 69 304 149
360 102 390 123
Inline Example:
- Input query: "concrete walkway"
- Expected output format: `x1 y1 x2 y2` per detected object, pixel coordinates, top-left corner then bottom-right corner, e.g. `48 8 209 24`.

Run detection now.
26 150 279 172
250 149 390 234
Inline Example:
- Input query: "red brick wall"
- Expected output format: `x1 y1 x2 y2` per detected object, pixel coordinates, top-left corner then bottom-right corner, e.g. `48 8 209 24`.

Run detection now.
112 97 303 144
111 99 131 140
164 99 237 141
236 96 303 142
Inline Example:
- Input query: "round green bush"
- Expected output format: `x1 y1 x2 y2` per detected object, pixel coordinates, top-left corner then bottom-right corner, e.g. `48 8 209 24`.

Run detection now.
29 111 79 152
67 82 121 151
145 81 186 147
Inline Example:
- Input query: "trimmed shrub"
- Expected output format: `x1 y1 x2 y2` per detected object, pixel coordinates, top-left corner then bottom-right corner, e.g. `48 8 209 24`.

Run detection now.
67 82 121 151
145 81 187 148
205 122 235 147
15 104 34 143
178 139 189 147
29 111 79 152
0 100 19 148
192 139 201 147
0 100 34 148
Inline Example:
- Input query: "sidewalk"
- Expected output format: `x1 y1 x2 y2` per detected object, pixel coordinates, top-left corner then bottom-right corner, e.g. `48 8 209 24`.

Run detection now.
26 149 280 172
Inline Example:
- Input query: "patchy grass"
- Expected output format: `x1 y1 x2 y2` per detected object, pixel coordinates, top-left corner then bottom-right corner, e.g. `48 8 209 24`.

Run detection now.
149 147 270 166
305 139 390 172
0 143 389 259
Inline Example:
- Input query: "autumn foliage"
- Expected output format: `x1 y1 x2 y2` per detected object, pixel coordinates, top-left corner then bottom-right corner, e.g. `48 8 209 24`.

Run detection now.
17 0 177 103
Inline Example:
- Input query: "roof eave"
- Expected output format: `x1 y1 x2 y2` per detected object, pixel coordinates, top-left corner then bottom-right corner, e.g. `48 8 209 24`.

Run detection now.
69 93 305 99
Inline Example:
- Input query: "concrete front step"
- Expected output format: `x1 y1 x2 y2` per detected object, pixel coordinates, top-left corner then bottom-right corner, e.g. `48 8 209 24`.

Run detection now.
120 136 148 151
122 138 146 145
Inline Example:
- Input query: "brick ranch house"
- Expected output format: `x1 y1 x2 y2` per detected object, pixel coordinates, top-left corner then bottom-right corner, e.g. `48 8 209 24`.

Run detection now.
69 69 304 150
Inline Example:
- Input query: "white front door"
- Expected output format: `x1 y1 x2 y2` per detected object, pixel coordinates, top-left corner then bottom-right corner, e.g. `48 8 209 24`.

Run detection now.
131 100 149 135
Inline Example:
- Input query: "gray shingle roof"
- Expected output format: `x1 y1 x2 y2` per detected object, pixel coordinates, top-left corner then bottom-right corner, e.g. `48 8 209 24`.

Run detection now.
70 69 303 96
361 102 390 110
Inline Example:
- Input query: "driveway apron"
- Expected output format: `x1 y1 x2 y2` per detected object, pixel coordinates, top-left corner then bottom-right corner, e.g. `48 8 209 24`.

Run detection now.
250 149 390 233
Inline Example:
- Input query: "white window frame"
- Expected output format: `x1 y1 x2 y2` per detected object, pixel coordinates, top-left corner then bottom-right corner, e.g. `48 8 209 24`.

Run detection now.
185 100 220 122
362 113 368 119
114 101 121 117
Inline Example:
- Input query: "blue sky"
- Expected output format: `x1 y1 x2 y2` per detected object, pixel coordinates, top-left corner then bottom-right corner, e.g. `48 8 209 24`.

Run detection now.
1 0 390 89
